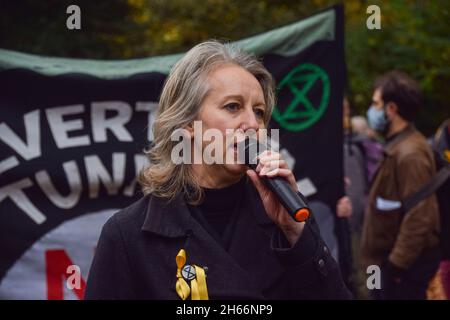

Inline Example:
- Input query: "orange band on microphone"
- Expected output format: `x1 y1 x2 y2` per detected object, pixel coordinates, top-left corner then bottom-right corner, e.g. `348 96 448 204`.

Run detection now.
294 208 310 222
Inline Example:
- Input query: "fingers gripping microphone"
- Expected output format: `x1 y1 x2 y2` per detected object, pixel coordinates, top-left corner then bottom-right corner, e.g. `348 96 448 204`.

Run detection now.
239 137 310 222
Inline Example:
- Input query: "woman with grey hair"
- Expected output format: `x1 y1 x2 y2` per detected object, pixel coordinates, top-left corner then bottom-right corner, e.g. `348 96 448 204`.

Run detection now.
85 40 351 300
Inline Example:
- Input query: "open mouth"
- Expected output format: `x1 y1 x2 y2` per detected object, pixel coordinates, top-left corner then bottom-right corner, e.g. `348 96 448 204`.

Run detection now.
227 135 252 163
232 136 247 153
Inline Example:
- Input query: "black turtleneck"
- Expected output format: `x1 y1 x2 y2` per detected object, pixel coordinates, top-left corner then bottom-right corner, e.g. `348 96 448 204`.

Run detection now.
188 177 247 248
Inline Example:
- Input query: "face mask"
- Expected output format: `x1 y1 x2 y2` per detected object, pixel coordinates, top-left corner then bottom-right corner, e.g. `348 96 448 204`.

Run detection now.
367 105 389 132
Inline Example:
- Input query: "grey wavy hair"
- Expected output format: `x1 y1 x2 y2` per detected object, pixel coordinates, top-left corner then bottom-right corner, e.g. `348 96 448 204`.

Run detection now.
138 40 275 204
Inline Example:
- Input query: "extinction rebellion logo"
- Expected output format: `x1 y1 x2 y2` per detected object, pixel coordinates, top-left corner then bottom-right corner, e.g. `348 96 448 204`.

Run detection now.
273 63 330 132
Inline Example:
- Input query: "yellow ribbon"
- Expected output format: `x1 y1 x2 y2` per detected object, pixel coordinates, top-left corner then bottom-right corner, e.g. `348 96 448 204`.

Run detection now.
176 249 191 300
175 249 209 300
191 265 209 300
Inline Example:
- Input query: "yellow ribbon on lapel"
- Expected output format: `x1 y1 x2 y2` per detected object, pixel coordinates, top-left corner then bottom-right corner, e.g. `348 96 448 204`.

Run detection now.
191 265 209 300
175 249 209 300
175 249 190 300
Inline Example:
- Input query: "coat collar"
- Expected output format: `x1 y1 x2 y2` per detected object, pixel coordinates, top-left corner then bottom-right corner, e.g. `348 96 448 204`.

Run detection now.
140 192 193 237
384 124 416 156
140 179 283 299
140 179 273 238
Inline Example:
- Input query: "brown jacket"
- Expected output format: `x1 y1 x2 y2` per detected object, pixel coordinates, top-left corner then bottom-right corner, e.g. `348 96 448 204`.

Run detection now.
361 125 440 269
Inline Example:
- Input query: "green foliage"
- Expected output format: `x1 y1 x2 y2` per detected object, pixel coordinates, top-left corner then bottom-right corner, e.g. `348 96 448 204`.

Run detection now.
344 0 450 134
0 0 448 134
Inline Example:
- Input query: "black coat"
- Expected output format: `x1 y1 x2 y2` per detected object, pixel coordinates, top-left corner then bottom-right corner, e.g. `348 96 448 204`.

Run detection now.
85 182 352 300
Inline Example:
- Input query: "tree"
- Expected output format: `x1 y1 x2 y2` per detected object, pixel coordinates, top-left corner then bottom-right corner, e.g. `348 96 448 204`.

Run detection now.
1 0 448 134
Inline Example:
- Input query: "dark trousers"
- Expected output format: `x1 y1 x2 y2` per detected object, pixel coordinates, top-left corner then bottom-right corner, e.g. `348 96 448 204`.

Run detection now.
371 250 440 300
335 217 353 292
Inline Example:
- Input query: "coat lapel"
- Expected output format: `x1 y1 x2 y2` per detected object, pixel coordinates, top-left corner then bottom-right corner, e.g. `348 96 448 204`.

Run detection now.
226 184 285 293
142 181 285 300
182 217 265 299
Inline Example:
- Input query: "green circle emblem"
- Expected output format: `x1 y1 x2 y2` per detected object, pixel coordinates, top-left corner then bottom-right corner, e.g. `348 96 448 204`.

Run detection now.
273 63 330 132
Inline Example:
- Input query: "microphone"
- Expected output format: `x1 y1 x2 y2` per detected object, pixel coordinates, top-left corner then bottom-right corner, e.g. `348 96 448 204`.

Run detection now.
238 137 310 222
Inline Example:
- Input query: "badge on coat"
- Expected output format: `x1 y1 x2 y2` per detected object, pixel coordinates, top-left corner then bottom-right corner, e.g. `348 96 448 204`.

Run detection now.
175 249 209 300
181 264 196 281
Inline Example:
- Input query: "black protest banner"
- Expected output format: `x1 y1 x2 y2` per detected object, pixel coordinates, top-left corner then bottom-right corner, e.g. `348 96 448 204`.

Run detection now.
0 6 344 299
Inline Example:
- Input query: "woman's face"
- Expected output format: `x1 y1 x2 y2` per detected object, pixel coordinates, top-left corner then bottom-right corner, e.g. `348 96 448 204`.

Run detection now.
191 63 267 186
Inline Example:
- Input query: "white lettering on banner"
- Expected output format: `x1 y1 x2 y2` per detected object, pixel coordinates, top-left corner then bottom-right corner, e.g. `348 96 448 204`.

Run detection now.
135 102 158 141
0 109 41 169
46 104 91 149
35 160 82 209
0 153 147 225
91 101 133 142
0 101 158 174
0 156 19 175
84 153 126 198
0 178 46 224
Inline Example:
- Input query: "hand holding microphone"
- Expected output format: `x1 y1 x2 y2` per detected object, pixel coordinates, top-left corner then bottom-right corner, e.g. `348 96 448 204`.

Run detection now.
239 137 310 226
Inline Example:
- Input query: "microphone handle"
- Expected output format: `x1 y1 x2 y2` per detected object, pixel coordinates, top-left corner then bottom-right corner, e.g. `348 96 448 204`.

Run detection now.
262 176 310 222
248 161 310 222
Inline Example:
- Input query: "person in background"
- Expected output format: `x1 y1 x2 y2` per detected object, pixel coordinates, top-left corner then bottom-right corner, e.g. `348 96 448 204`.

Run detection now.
351 116 383 184
361 70 441 300
331 96 358 293
343 98 367 234
432 119 450 299
309 201 340 261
